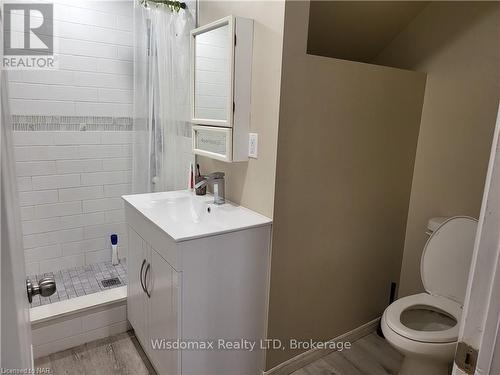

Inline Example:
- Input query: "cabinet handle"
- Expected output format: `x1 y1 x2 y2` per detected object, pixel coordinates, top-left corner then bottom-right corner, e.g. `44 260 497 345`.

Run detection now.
144 263 151 298
140 259 147 293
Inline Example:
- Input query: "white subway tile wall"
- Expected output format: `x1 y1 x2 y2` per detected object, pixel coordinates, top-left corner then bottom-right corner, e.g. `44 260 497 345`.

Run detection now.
31 302 129 358
8 1 194 275
14 131 132 274
7 1 133 274
7 1 133 117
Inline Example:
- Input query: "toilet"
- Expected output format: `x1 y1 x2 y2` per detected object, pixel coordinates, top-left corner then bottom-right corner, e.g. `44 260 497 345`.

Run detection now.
381 216 478 375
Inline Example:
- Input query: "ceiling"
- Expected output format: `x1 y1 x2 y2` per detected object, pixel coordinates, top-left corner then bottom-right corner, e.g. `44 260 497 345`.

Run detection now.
307 1 429 63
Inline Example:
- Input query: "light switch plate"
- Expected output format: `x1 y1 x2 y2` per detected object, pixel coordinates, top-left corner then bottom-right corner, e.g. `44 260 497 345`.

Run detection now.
248 133 258 158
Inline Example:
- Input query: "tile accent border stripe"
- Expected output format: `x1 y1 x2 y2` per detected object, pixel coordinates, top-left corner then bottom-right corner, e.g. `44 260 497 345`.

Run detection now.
12 115 133 131
11 115 192 137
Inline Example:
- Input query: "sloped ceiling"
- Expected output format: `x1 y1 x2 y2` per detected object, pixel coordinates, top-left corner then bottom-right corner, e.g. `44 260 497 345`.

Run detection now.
307 1 429 63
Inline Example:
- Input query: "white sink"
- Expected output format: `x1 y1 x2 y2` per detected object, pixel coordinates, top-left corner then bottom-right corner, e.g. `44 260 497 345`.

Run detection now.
122 190 271 242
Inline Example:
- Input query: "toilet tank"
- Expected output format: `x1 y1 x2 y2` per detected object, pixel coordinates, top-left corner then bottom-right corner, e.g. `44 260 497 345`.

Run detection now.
426 217 449 236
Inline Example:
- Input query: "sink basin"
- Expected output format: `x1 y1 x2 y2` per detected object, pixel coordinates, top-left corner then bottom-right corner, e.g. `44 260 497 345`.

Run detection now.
122 190 272 241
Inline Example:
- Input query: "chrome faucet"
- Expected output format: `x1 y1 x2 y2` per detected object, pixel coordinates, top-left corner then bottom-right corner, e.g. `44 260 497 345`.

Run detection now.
194 172 226 205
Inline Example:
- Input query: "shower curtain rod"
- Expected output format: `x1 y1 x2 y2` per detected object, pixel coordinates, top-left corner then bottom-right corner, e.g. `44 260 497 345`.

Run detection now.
139 0 187 11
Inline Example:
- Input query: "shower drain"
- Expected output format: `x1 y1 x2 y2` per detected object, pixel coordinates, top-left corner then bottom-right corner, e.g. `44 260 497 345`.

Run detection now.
100 277 122 288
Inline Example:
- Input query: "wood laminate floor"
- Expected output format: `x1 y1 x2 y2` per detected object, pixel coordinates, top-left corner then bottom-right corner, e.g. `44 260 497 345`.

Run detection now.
35 331 400 375
35 331 156 375
291 333 403 375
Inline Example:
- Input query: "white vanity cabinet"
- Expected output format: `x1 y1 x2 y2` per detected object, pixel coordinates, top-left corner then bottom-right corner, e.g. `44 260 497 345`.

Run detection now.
126 227 148 345
127 228 180 374
123 191 272 375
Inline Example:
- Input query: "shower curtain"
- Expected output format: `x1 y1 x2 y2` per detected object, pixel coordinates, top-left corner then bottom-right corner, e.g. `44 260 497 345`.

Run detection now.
132 2 194 193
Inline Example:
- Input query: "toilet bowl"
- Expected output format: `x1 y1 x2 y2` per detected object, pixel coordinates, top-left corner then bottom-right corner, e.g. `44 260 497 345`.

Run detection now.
382 216 478 375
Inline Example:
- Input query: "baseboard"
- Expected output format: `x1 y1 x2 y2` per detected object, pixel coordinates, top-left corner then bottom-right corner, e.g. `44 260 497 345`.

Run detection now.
263 317 380 375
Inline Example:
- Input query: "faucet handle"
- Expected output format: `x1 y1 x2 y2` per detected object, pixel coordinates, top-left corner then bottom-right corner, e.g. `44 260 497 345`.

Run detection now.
206 172 225 180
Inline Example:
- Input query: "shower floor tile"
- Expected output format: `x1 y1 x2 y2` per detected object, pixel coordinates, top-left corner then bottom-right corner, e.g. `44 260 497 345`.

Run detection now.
28 261 128 307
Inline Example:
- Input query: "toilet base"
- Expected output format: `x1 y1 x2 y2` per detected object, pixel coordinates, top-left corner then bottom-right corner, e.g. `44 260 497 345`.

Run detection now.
399 355 451 375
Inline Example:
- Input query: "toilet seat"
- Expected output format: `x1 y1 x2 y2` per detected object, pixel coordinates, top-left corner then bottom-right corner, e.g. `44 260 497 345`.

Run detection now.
385 293 461 343
381 216 478 374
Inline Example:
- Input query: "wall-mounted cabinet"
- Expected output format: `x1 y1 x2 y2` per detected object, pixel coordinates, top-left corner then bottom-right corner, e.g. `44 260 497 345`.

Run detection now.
191 15 253 162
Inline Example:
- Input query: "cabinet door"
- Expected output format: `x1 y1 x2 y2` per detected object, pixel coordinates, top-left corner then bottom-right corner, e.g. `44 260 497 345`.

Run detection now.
148 248 179 375
127 228 148 345
191 16 234 128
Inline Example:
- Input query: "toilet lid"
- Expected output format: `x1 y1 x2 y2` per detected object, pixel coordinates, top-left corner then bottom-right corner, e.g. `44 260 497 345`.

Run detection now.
421 216 478 305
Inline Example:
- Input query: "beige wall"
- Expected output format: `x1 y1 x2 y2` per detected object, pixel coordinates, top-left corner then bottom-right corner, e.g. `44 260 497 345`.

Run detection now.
266 1 427 369
307 1 427 63
197 1 285 218
374 2 500 297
